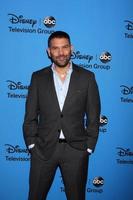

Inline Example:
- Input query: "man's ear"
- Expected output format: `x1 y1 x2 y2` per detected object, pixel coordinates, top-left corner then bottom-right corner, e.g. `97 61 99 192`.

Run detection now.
71 45 74 54
47 48 51 58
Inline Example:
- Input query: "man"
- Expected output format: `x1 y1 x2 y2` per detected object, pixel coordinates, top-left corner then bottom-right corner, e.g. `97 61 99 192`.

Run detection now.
23 31 101 200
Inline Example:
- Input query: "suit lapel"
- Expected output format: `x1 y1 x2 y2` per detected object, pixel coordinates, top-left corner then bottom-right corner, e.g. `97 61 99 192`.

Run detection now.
62 64 80 112
47 67 61 113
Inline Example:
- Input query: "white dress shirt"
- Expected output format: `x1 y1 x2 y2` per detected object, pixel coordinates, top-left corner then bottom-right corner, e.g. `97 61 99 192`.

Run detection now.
52 62 73 139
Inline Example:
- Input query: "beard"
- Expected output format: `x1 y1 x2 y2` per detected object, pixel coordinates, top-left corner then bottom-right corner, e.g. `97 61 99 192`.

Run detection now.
51 54 71 68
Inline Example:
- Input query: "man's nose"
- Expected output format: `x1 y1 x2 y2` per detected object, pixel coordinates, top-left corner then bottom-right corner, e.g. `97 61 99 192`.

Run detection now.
58 48 64 55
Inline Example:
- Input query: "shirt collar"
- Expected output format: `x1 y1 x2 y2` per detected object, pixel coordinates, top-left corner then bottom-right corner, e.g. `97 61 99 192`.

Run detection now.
51 61 73 75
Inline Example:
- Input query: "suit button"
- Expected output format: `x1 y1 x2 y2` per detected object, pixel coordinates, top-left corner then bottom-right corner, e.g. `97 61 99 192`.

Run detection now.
60 114 63 118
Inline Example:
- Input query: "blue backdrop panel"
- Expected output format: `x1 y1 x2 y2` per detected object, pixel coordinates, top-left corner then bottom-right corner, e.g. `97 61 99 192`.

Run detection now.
1 0 133 199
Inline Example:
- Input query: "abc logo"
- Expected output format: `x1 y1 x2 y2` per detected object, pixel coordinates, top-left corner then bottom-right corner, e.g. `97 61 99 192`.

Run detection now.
100 115 108 126
100 52 111 63
43 16 56 28
93 177 104 187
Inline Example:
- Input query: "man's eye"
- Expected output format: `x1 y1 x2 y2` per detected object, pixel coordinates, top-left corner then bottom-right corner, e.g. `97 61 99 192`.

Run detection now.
52 47 58 50
64 45 69 48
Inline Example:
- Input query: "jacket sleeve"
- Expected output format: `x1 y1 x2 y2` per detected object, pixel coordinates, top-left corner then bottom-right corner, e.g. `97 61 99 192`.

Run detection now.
85 72 101 152
23 72 39 147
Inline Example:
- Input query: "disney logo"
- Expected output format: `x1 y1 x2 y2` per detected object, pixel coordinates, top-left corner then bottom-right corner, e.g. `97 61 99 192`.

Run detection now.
124 20 133 30
116 147 133 157
7 80 29 90
5 144 29 154
120 85 133 95
71 51 93 63
8 13 37 27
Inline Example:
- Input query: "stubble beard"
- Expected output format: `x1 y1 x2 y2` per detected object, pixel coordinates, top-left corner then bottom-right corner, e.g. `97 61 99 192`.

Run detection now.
52 54 71 68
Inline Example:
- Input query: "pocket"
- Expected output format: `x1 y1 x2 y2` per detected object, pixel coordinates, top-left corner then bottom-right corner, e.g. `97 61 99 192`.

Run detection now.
68 144 88 155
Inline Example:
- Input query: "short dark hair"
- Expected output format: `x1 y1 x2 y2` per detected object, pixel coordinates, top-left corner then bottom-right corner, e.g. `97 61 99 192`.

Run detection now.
48 31 71 47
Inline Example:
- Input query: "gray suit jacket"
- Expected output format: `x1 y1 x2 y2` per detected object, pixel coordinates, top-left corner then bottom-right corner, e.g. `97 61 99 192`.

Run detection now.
23 63 100 160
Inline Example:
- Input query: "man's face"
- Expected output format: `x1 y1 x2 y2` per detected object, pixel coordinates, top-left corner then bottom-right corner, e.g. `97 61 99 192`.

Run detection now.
47 38 73 68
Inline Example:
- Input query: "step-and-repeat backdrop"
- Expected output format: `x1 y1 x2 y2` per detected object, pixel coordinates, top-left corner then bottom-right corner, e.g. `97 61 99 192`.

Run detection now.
1 0 133 199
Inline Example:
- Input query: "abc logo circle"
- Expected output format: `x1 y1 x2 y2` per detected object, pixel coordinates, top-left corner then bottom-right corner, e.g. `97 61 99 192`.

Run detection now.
100 115 108 126
93 177 104 187
43 16 56 28
100 52 111 63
